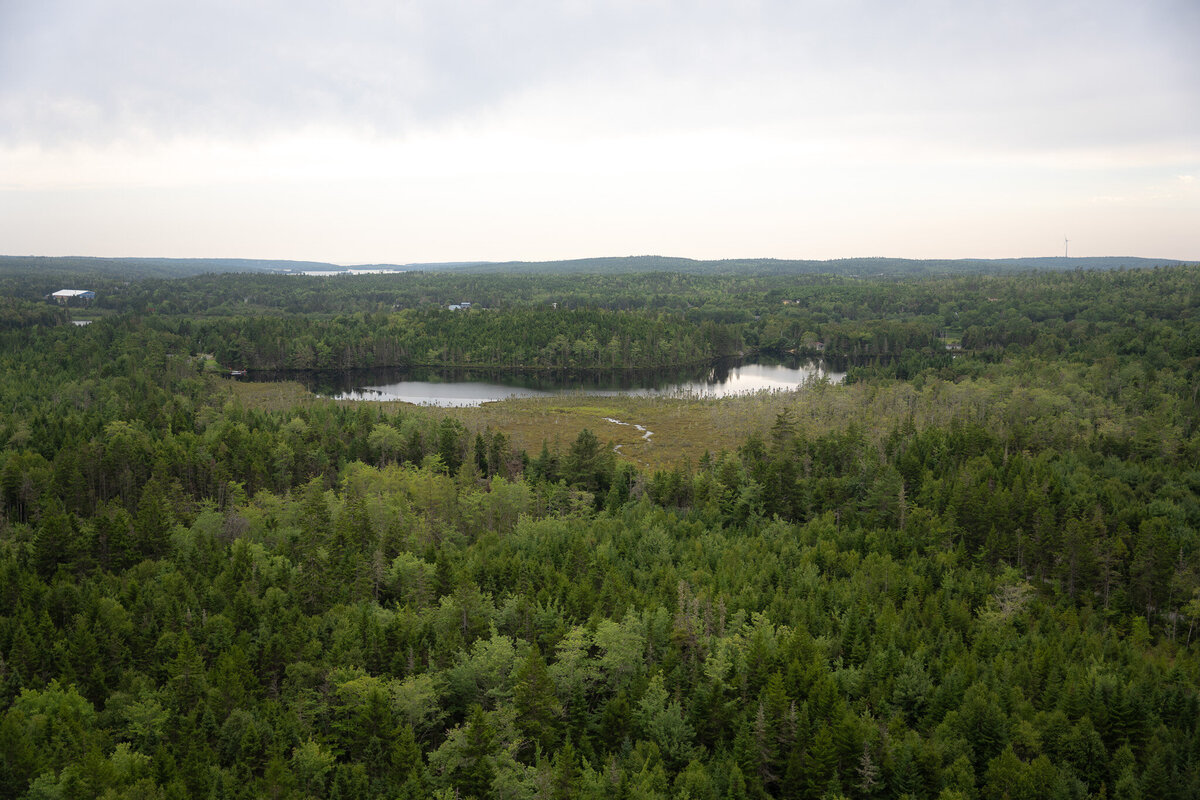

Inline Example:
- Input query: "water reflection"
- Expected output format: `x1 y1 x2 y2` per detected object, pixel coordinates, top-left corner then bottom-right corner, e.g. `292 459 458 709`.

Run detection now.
282 358 845 407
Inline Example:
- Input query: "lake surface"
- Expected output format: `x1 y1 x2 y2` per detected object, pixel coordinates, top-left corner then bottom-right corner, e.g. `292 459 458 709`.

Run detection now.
297 359 845 407
290 268 406 276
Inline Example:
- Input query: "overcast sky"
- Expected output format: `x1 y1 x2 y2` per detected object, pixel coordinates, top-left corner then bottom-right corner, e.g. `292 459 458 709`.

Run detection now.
1 0 1196 263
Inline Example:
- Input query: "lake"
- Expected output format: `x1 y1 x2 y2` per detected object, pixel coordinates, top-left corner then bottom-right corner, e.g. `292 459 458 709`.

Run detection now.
281 358 845 407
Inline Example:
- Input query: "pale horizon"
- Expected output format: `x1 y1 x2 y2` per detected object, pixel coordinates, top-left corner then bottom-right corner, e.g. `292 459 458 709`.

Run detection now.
2 1 1196 264
2 252 1195 268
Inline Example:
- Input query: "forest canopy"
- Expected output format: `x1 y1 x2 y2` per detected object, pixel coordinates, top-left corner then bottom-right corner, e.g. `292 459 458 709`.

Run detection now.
1 261 1198 799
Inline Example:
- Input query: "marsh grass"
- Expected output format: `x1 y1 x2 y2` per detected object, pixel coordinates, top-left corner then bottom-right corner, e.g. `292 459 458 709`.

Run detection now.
438 381 889 469
225 377 859 469
224 368 1123 472
225 379 317 411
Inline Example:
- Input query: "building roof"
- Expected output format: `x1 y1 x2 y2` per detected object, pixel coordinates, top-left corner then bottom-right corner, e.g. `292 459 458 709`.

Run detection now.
52 289 95 297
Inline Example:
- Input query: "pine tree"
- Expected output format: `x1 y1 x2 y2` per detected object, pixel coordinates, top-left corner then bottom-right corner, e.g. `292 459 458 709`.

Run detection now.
456 705 497 799
512 647 562 756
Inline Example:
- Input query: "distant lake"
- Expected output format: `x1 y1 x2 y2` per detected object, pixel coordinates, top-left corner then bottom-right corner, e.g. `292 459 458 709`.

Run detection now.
289 268 406 277
264 358 845 407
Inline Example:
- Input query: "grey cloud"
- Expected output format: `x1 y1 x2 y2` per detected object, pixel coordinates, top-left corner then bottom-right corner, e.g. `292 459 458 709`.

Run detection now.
2 0 663 141
1 0 1196 153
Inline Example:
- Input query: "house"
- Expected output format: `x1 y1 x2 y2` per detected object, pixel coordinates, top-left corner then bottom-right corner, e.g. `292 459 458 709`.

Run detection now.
50 289 95 304
448 302 472 311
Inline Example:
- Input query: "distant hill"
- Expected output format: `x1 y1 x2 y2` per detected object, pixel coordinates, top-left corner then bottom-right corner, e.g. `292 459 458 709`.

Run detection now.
1 253 1189 280
436 255 1192 276
0 256 342 279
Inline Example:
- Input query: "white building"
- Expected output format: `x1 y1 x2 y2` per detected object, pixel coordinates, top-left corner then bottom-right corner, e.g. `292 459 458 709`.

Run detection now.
50 289 96 303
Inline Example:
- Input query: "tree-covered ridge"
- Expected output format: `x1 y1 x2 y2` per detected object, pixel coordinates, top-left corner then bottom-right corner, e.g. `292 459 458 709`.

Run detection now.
8 262 1196 374
440 254 1190 277
0 263 1198 798
172 308 744 371
3 254 1186 283
0 256 338 280
4 259 1195 319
